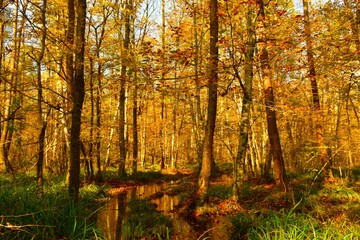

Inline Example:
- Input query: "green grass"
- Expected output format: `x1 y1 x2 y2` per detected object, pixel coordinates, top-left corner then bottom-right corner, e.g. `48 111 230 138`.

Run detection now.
230 172 360 240
231 210 360 240
4 165 360 239
0 174 104 239
207 184 233 201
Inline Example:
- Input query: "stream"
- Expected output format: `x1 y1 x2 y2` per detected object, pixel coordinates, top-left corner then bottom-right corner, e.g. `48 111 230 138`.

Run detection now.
96 181 200 239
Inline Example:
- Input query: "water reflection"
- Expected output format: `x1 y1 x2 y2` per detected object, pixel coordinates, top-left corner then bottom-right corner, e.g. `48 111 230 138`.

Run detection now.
97 183 197 239
97 191 127 240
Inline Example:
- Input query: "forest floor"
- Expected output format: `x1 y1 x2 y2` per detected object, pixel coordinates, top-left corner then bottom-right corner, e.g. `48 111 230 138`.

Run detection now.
2 166 360 239
96 165 360 239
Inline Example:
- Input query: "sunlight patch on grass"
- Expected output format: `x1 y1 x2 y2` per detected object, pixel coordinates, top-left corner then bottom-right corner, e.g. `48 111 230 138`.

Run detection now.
231 210 360 239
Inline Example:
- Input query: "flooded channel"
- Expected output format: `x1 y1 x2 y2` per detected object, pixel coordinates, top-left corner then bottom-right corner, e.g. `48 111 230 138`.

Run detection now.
97 182 199 239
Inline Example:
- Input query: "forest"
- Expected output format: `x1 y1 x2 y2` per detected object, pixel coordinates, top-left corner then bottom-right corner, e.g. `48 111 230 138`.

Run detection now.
1 0 360 239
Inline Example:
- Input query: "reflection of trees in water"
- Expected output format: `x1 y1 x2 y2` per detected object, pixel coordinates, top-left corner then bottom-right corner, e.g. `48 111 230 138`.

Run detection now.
98 183 197 239
115 192 127 240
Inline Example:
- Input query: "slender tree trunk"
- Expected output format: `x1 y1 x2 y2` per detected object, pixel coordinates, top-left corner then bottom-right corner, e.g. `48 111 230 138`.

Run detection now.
105 101 120 170
60 105 71 175
88 58 95 179
65 0 75 183
197 0 218 201
12 4 27 170
303 0 333 182
65 0 75 86
0 88 10 173
131 7 138 175
95 59 102 181
92 10 110 180
69 0 86 201
345 83 354 169
88 8 110 176
171 102 178 169
285 120 296 171
119 0 131 177
132 71 138 174
36 0 47 193
0 0 22 173
140 99 148 167
171 34 180 169
192 0 204 166
342 0 358 177
54 82 70 174
233 5 255 200
257 0 287 192
334 90 342 167
160 0 166 170
138 0 149 169
192 43 204 165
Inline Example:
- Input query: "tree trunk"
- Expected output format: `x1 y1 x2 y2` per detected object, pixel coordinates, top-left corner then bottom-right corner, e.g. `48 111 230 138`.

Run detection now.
118 0 131 177
303 0 333 182
0 0 22 174
171 35 180 169
88 58 95 180
68 0 86 201
105 101 120 170
233 4 255 200
140 99 148 168
36 0 47 193
257 0 287 192
132 71 138 174
92 9 110 180
160 0 166 170
197 0 218 201
131 5 138 175
345 83 354 169
64 0 75 184
192 3 204 165
0 89 10 173
95 57 103 181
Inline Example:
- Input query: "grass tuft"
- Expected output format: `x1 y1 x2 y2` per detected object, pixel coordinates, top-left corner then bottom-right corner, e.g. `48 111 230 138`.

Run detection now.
231 210 360 239
0 175 103 239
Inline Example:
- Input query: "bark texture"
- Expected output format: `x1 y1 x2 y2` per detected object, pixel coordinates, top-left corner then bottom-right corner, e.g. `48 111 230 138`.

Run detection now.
257 0 287 192
69 0 86 201
197 0 218 200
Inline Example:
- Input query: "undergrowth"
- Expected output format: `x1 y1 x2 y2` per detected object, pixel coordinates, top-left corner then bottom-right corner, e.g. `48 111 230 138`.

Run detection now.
0 174 104 239
230 172 360 240
231 210 360 239
102 167 188 185
3 166 360 240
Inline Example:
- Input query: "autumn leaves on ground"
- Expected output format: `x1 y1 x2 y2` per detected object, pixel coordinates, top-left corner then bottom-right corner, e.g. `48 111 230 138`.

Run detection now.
1 0 360 239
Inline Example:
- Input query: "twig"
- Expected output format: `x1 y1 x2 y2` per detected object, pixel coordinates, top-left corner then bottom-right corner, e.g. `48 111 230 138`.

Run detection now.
0 223 55 229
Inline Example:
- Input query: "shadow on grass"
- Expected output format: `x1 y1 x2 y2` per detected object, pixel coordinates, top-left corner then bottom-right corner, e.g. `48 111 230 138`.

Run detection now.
0 175 104 239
